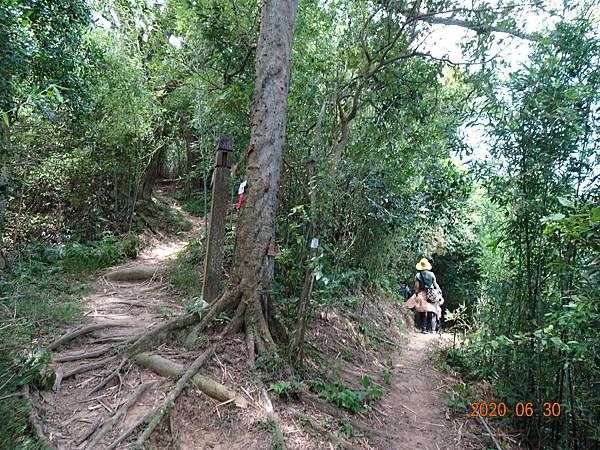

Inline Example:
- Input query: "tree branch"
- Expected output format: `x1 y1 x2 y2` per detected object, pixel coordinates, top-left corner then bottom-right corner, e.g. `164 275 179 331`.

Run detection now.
417 15 538 41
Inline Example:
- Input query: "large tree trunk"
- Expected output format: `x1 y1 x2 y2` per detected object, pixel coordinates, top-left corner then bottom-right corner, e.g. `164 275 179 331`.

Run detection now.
196 0 298 361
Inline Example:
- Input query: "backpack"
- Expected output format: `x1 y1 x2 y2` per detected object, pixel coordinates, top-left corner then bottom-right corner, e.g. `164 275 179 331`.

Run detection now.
417 270 434 289
418 270 442 303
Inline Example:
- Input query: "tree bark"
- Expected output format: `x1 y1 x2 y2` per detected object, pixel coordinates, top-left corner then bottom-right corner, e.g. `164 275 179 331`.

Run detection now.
141 146 165 200
200 0 298 359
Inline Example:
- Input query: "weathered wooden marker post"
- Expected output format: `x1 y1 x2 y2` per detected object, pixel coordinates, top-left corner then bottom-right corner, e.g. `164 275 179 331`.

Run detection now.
202 134 233 303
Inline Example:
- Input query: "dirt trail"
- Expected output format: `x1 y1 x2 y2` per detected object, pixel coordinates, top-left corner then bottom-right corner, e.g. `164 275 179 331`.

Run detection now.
379 332 486 450
35 190 492 450
37 191 206 449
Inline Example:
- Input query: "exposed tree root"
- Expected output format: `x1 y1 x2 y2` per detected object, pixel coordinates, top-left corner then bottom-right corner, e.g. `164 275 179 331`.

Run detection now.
290 407 360 450
105 265 165 281
22 385 54 449
220 300 246 337
104 409 155 450
83 380 156 450
63 356 117 379
184 286 243 347
123 314 200 357
48 323 131 351
75 417 101 446
133 352 247 407
135 347 214 447
299 392 398 440
88 358 128 396
53 346 112 363
88 335 129 345
258 387 286 450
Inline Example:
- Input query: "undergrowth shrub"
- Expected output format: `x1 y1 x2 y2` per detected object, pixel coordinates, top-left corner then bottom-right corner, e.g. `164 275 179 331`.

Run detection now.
0 245 92 448
269 379 306 399
62 234 125 270
310 376 383 413
168 236 204 297
172 191 208 217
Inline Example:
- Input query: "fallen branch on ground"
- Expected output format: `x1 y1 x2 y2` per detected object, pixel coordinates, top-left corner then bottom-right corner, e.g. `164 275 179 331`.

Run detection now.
75 417 101 446
133 352 247 407
48 323 131 351
84 380 156 450
136 347 214 447
475 411 503 450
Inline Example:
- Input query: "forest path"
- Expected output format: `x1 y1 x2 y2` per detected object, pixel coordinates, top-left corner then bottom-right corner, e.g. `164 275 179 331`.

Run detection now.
76 184 204 348
37 186 207 449
36 187 495 450
379 331 490 450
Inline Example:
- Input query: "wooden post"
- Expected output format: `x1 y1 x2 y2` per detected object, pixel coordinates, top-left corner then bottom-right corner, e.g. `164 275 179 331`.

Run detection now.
202 134 233 303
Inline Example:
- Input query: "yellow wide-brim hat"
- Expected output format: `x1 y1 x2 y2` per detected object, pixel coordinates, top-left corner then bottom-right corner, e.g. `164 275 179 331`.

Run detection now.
416 258 432 271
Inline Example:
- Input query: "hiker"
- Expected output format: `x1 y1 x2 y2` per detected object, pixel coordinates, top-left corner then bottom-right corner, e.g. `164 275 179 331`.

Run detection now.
395 283 412 300
404 258 444 334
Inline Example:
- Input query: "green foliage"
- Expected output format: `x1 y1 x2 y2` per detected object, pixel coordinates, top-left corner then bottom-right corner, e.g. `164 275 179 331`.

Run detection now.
466 15 600 448
0 351 58 449
62 234 125 271
214 311 231 325
253 418 284 450
310 376 383 414
0 0 92 114
172 192 208 217
168 237 204 297
255 353 289 382
2 1 598 448
269 379 306 399
444 303 471 334
442 383 470 410
185 297 208 316
0 244 89 448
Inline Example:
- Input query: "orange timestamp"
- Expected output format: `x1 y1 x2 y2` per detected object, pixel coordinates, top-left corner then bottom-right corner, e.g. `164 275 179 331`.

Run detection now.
470 401 561 417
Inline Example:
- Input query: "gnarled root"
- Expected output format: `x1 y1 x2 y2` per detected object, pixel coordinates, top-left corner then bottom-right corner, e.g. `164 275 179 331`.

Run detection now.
88 358 128 396
243 292 277 365
184 286 244 347
63 356 117 379
83 380 156 450
53 346 112 363
105 409 154 450
48 323 131 351
133 352 247 407
123 313 200 357
105 265 165 281
135 347 214 447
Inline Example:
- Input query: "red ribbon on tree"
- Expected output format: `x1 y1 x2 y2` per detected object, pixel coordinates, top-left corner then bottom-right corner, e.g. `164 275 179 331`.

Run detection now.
236 181 247 210
236 192 245 210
